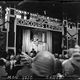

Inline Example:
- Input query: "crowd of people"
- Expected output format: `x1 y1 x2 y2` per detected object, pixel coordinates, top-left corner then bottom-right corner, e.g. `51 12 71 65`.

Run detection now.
0 45 80 80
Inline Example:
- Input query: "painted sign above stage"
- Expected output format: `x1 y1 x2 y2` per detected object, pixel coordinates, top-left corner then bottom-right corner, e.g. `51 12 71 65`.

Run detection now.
6 7 62 32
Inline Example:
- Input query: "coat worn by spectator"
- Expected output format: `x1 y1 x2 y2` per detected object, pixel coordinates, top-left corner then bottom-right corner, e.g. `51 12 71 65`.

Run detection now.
16 64 32 79
62 47 80 78
16 52 33 79
31 51 56 78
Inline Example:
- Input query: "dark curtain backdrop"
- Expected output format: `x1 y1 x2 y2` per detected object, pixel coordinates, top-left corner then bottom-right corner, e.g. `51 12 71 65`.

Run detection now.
16 26 23 54
78 30 80 46
52 31 62 54
8 17 15 47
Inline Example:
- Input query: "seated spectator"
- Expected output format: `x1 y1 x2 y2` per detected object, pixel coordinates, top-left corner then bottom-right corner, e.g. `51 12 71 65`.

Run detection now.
5 61 11 76
0 59 8 80
31 51 56 78
62 46 80 79
16 57 32 79
15 54 21 64
1 57 11 76
10 54 16 70
54 53 59 58
3 53 16 76
55 58 63 74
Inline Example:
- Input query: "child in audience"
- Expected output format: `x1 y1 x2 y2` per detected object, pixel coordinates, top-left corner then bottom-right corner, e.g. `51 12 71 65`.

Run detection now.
0 59 8 80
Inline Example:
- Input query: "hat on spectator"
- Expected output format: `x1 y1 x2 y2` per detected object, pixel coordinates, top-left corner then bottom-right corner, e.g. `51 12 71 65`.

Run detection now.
72 45 80 60
68 48 74 57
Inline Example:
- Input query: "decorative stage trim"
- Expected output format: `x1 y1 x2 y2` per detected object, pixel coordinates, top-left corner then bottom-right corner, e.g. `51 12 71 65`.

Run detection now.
16 18 62 32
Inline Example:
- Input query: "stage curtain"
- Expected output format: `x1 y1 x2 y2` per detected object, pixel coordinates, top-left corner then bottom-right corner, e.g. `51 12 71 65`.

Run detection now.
22 29 30 53
16 26 23 53
47 31 52 52
22 29 52 53
52 32 62 54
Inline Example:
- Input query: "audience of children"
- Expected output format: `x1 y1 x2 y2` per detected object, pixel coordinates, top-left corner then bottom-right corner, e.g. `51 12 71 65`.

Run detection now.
0 45 80 80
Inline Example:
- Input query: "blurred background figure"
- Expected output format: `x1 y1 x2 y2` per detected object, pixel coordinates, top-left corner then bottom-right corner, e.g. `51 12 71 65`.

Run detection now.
62 45 80 79
16 57 32 79
31 51 56 78
75 44 80 49
16 50 33 79
68 48 74 58
54 53 59 58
